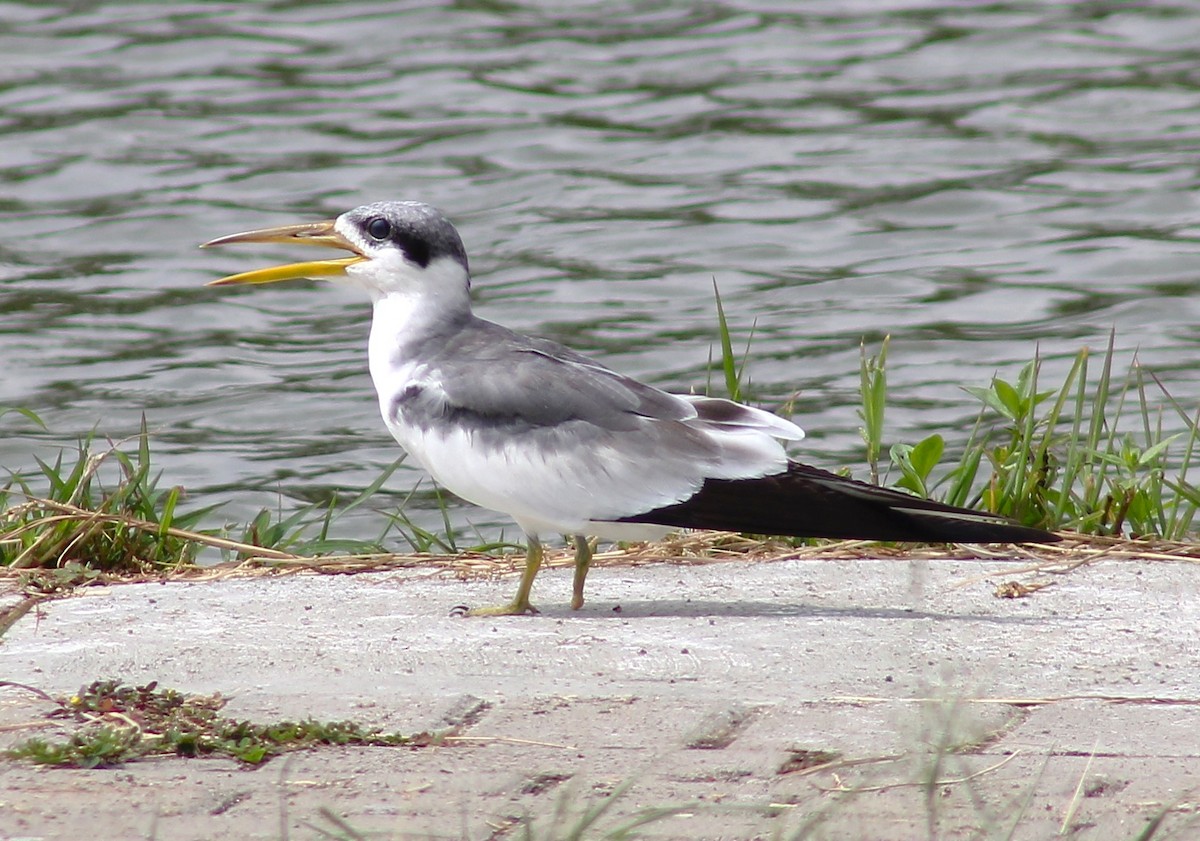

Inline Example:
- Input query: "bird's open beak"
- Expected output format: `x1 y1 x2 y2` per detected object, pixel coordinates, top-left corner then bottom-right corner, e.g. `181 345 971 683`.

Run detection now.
200 220 367 286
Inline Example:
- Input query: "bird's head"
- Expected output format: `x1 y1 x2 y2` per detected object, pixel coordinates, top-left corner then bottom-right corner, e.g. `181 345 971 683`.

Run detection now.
201 201 471 302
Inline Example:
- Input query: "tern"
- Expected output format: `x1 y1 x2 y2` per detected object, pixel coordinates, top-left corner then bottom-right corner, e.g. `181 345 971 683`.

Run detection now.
202 201 1059 615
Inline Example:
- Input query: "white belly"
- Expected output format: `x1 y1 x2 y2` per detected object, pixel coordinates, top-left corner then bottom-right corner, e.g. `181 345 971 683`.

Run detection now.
381 409 673 540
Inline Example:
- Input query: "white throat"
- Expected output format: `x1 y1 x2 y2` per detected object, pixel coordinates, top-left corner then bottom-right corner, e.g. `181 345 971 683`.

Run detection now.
362 256 472 392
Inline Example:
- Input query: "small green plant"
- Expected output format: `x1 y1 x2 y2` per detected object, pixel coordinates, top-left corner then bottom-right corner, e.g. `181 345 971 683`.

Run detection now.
1 412 476 577
1 416 214 571
890 432 944 500
7 680 427 768
231 457 415 558
6 321 1200 589
859 336 890 485
867 332 1200 538
710 279 756 403
11 724 142 770
236 503 329 556
378 480 461 554
295 778 699 841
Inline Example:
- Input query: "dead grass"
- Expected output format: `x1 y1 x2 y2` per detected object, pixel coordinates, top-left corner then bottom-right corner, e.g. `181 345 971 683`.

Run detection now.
5 506 1199 593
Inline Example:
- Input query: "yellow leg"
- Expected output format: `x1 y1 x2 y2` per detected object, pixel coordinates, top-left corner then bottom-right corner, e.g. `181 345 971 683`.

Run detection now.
571 534 592 610
465 536 543 617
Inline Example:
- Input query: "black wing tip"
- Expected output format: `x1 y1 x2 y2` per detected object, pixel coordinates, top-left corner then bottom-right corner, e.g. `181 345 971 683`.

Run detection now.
919 522 1063 545
617 461 1068 545
1004 525 1064 544
896 508 1062 545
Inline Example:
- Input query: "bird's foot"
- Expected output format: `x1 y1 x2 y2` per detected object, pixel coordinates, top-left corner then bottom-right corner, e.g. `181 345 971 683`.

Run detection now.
450 601 540 618
570 534 592 611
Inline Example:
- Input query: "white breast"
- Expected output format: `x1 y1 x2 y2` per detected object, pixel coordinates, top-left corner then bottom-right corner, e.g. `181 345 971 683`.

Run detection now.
365 288 797 541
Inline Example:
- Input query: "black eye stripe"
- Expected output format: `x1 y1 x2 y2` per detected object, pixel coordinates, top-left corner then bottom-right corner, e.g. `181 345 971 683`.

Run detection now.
396 231 431 268
366 217 391 240
358 213 434 268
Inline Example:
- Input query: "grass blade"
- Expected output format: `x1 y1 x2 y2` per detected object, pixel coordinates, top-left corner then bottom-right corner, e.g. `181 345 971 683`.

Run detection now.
712 279 740 403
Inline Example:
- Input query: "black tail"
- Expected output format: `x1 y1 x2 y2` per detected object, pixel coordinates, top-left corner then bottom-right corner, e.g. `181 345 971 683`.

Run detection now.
617 461 1059 544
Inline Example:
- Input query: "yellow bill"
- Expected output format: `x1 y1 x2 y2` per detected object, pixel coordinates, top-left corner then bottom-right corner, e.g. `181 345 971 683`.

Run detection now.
200 219 366 286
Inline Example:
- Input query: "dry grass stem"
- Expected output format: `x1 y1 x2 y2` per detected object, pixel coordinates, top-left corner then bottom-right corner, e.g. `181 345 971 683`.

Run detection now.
830 695 1200 706
817 751 1021 794
6 512 1200 590
1 496 299 568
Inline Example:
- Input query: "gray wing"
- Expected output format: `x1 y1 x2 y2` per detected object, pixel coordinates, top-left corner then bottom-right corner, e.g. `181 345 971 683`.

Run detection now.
382 317 801 535
421 319 698 431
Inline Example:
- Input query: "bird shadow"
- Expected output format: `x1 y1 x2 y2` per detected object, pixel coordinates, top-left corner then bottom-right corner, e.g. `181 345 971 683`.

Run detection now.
542 599 1052 624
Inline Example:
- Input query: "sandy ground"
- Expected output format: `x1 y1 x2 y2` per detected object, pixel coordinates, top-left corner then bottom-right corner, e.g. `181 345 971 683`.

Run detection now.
1 551 1199 840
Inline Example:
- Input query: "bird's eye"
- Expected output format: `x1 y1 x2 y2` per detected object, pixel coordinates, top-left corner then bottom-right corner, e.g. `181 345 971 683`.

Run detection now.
366 217 391 240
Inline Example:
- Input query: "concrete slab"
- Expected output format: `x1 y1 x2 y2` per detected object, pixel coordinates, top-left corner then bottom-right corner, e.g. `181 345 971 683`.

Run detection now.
1 554 1198 839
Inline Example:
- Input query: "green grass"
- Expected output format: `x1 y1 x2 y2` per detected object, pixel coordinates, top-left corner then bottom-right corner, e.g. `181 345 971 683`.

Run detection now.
0 416 499 578
295 778 702 841
856 332 1200 538
5 679 427 768
3 314 1194 839
282 739 1183 841
711 279 756 404
708 291 1200 539
764 695 1183 841
858 336 890 486
3 319 1200 589
0 415 214 572
7 679 1186 838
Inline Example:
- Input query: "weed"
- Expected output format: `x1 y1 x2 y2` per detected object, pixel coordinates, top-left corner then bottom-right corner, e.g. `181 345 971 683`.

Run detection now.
859 336 890 485
7 680 429 768
711 279 757 403
11 724 142 770
0 419 470 578
18 561 103 594
864 333 1200 538
1 417 213 571
5 324 1200 588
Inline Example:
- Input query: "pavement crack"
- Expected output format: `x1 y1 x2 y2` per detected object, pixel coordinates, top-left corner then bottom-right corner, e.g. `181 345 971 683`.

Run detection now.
439 695 492 732
519 771 573 796
684 703 764 750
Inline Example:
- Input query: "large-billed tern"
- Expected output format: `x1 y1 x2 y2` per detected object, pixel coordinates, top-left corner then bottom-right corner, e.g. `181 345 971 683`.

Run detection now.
202 201 1058 615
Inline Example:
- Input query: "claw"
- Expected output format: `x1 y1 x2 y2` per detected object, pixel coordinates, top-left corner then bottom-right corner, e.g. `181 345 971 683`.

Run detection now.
465 601 540 617
454 536 544 617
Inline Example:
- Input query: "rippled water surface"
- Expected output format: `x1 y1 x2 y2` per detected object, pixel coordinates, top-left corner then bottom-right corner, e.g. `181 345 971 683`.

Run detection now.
4 1 1200 542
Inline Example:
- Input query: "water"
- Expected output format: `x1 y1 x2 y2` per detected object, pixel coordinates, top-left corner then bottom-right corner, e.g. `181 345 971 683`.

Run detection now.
4 1 1200 544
